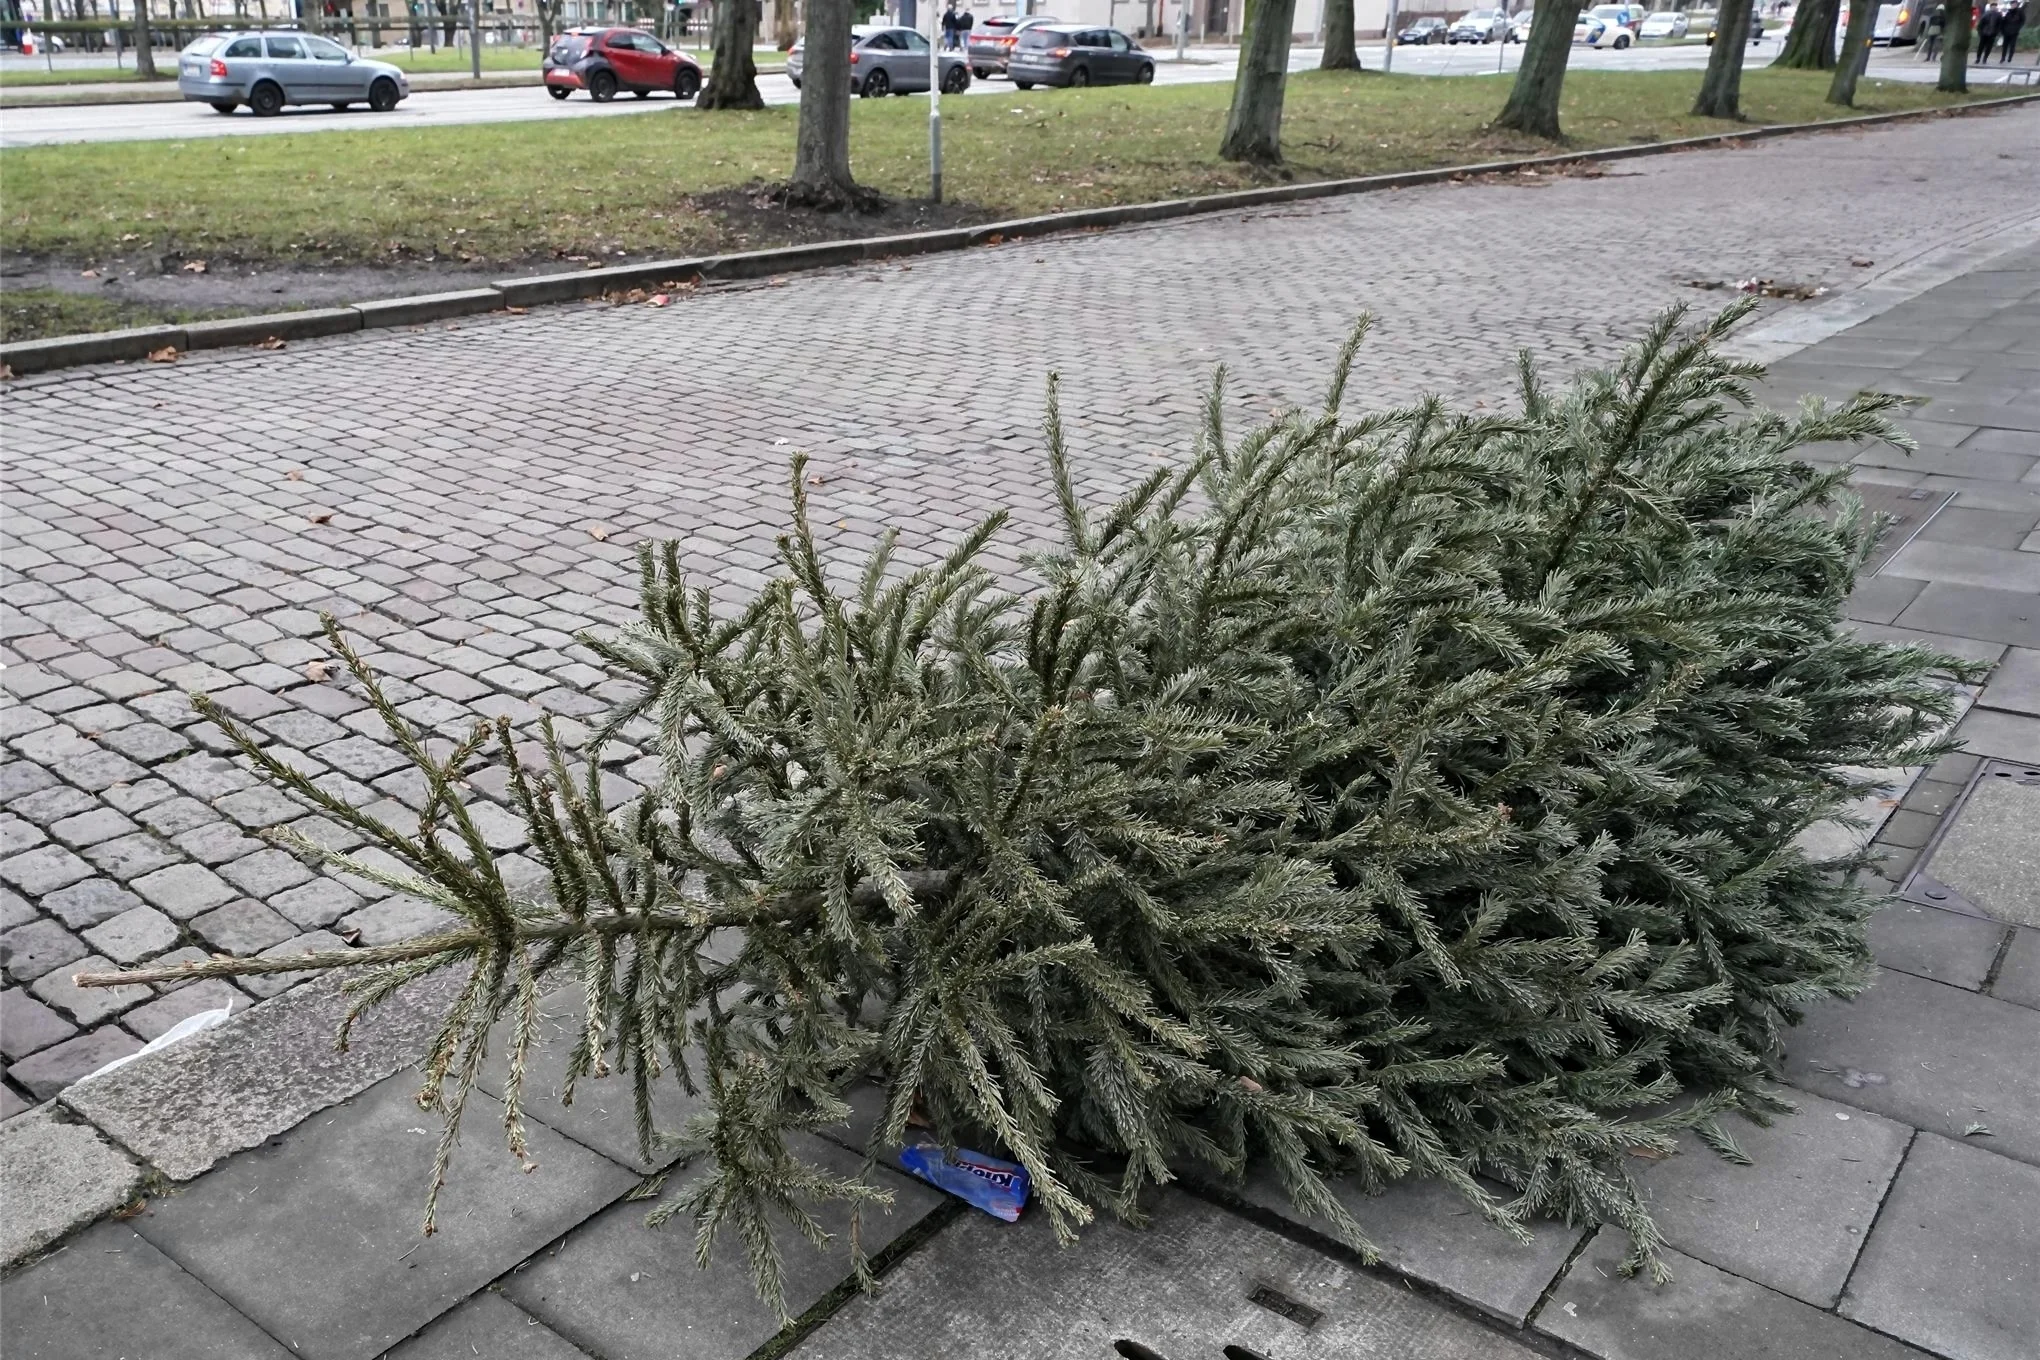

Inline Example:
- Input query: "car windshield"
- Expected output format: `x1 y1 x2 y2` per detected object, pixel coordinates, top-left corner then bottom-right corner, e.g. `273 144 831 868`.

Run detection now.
550 35 590 58
1462 10 1495 21
180 36 221 55
1591 5 1626 17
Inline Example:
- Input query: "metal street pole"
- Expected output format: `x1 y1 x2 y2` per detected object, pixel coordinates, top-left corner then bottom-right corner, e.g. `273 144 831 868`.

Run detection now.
467 0 481 78
1176 0 1187 58
928 8 942 202
1382 0 1398 70
1497 7 1507 70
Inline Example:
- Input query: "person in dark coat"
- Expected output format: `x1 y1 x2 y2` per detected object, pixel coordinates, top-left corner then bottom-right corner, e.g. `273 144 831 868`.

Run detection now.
941 3 960 48
1976 2 2001 59
1999 0 2026 59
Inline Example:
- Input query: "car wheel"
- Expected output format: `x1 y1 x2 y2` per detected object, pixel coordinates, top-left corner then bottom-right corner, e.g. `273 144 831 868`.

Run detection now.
1070 64 1089 86
331 101 351 109
248 80 284 117
209 100 237 114
972 66 989 78
548 85 571 100
589 69 618 101
368 76 400 112
1613 33 1630 47
1136 62 1153 83
861 68 889 97
674 66 701 99
790 76 802 88
1014 79 1034 89
941 63 969 93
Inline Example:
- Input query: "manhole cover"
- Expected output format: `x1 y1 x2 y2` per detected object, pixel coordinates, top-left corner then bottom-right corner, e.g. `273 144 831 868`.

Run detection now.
1852 483 1953 576
1902 761 2040 927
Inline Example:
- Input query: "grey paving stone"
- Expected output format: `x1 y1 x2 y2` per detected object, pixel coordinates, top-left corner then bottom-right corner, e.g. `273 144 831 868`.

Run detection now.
123 979 248 1042
0 843 95 896
175 819 267 865
191 900 296 955
1 919 87 984
795 1185 1540 1360
82 904 181 965
0 1221 292 1358
1978 647 2040 717
1628 1093 1909 1307
97 720 193 764
385 1292 593 1360
83 830 183 881
102 777 177 816
240 929 351 999
5 784 97 828
1232 1165 1584 1325
0 987 76 1060
1927 773 2040 926
0 814 44 858
271 876 365 930
141 795 225 839
1842 1133 2040 1360
1952 708 2040 765
218 847 315 899
160 753 256 802
1992 926 2040 1010
64 970 462 1181
214 784 308 830
1785 967 2040 1167
52 747 148 793
133 863 238 920
1894 584 2040 649
38 878 144 930
0 1082 28 1122
1868 900 2009 990
1535 1225 1923 1360
0 1112 143 1266
312 736 410 781
135 1071 634 1360
10 1025 145 1101
506 1136 950 1360
47 806 136 850
341 896 459 945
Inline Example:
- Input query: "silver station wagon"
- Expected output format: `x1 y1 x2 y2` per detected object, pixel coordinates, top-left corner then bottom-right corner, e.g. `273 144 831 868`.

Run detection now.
178 31 410 117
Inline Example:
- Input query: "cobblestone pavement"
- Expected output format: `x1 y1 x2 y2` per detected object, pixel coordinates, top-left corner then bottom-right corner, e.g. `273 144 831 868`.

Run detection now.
3 106 2038 1115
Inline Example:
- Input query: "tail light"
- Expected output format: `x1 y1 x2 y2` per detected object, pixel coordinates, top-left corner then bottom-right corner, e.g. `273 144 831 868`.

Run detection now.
1050 46 1072 56
209 57 228 77
849 50 859 62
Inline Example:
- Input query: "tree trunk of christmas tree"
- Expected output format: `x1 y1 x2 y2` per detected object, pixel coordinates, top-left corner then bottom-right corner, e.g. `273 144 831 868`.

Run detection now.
1771 0 1838 68
1220 0 1300 164
130 0 157 78
699 0 766 108
1693 0 1754 118
1937 2 1970 89
785 0 879 207
1320 0 1359 69
1826 0 1877 103
1494 1 1580 140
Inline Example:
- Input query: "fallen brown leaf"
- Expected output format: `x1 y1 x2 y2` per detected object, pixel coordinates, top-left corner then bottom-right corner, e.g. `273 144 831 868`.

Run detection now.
0 363 13 382
648 293 671 308
80 268 101 279
182 259 208 273
1850 257 1874 267
505 305 529 315
308 511 333 525
286 468 304 481
304 659 331 682
111 1197 148 1220
588 525 610 541
255 336 287 351
146 346 179 363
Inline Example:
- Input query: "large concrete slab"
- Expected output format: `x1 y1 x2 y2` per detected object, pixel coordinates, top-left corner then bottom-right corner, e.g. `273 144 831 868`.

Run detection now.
1 1222 293 1360
504 1134 944 1360
63 969 460 1181
476 986 704 1173
1537 1226 1925 1360
386 1291 593 1360
1868 900 2008 992
1842 1134 2040 1360
1991 926 2040 1011
1232 1167 1586 1325
1627 1093 1909 1308
0 1104 144 1265
133 1071 635 1360
1925 773 2040 927
795 1188 1546 1360
1784 967 2040 1169
1978 647 2040 716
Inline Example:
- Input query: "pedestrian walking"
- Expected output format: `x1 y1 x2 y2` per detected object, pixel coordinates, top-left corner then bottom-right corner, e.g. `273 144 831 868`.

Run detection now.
959 6 975 49
1998 0 2025 58
941 2 961 49
1921 1 1945 57
1976 1 2000 58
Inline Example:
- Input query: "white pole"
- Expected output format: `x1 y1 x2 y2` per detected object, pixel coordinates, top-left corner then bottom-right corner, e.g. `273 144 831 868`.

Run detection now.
928 6 942 202
1176 0 1187 56
1497 6 1507 69
1383 0 1398 69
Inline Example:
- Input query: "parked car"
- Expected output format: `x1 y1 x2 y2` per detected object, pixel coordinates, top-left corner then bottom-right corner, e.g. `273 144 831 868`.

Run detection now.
1397 15 1450 41
788 26 972 96
1639 9 1690 36
1574 12 1632 42
1448 8 1511 40
1006 24 1154 87
543 27 702 101
1871 1 1923 43
177 31 409 116
1511 9 1537 39
1590 3 1647 31
1703 8 1765 40
966 13 1063 77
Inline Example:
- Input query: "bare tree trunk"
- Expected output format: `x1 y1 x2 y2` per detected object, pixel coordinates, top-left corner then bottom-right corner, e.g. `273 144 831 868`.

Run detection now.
774 0 798 48
131 0 157 76
1319 0 1357 68
699 0 764 105
1771 0 1837 68
1826 0 1876 103
1693 0 1754 117
1495 1 1580 139
1219 0 1298 164
785 0 878 207
1937 0 1969 88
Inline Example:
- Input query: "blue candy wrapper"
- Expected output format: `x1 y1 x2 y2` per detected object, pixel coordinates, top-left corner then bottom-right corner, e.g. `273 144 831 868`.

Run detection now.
897 1143 1031 1222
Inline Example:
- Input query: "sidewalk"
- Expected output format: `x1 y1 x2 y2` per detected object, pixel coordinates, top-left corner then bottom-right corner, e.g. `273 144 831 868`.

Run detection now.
2 133 2037 1360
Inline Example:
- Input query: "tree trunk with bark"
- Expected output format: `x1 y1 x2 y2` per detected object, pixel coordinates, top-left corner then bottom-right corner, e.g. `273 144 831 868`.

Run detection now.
774 0 799 48
699 0 765 106
1319 0 1359 69
1693 0 1755 118
131 0 156 77
783 0 881 208
1495 1 1581 140
1937 1 1970 89
1771 0 1838 68
1219 0 1300 164
1826 0 1877 103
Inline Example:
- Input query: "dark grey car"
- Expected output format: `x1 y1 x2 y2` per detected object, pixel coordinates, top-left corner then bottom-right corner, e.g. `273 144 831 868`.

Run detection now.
787 24 971 97
177 31 409 116
1005 25 1154 88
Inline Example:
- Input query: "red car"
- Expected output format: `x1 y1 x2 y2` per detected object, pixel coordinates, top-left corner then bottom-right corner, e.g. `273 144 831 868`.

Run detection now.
544 27 703 101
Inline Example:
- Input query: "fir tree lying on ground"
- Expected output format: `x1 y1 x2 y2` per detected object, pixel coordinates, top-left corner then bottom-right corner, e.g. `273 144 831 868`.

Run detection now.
85 303 1968 1318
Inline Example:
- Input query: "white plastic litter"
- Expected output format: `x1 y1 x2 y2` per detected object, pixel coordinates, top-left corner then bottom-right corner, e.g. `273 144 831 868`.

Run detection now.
77 1003 235 1085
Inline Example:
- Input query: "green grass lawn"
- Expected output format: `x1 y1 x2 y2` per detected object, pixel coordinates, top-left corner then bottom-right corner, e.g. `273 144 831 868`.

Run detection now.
0 69 2002 340
0 289 239 343
0 66 165 86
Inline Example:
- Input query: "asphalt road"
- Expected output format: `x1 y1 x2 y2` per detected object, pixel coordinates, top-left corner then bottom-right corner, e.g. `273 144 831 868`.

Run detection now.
0 38 1990 149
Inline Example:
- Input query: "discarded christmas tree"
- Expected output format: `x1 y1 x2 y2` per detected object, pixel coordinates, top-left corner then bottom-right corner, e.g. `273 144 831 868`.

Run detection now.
86 304 1965 1317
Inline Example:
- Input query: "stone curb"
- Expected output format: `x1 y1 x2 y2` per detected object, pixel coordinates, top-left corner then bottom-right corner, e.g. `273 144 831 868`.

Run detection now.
4 89 2036 381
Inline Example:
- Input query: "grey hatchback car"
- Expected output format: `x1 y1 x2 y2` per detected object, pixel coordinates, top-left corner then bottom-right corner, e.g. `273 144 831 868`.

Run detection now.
1005 25 1154 88
787 25 971 97
177 32 410 116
